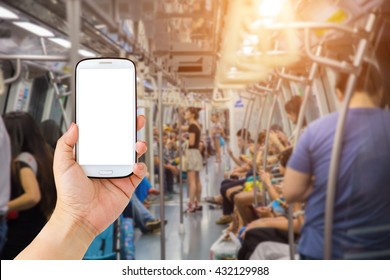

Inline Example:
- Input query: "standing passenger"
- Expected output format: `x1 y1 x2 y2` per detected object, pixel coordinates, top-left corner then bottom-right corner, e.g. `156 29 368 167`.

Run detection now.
284 64 390 259
183 107 203 213
210 112 224 163
1 112 56 259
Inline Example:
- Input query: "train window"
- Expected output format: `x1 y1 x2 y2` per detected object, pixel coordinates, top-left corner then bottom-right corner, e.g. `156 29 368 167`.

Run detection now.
27 75 49 123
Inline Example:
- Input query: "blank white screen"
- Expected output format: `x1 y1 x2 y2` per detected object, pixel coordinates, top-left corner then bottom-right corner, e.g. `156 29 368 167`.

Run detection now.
78 68 135 165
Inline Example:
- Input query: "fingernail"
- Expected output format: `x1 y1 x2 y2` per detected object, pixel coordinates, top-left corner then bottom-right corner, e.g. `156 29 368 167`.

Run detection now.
137 163 144 171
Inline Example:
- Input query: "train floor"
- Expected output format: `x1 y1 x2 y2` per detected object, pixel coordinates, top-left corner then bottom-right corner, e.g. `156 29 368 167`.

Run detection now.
134 152 231 260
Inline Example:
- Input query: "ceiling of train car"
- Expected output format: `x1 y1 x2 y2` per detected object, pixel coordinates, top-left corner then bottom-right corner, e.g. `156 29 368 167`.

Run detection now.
93 0 223 91
0 0 223 92
0 0 389 93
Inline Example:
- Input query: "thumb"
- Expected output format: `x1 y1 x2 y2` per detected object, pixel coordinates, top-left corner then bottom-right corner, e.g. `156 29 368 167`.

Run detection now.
54 123 79 172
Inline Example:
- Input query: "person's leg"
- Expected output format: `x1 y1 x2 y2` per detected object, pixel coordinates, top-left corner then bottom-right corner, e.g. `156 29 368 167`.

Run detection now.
215 137 221 162
220 179 246 216
165 168 174 194
131 195 155 222
226 186 243 202
195 171 202 204
187 170 196 212
129 196 162 234
234 191 262 225
194 172 203 211
205 194 223 205
217 181 244 224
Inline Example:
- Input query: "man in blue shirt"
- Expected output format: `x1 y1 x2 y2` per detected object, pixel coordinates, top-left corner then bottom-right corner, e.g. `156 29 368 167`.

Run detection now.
284 64 390 259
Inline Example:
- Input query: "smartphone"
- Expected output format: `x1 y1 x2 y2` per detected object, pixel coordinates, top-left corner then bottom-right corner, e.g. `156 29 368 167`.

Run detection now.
75 58 137 178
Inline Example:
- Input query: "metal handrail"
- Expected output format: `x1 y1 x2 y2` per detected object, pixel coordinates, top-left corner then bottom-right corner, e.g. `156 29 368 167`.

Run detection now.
324 12 376 260
4 59 21 85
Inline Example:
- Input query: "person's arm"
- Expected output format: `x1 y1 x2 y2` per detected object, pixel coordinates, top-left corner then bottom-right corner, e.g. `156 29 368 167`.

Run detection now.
8 167 41 211
283 128 313 203
269 131 286 152
228 148 242 166
15 208 94 259
260 171 279 202
187 124 197 147
16 116 148 260
266 155 279 165
283 168 312 203
188 132 196 146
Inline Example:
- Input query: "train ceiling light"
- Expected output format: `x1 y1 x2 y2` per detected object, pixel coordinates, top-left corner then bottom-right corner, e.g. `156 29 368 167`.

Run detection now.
0 5 19 19
216 0 300 89
12 21 54 37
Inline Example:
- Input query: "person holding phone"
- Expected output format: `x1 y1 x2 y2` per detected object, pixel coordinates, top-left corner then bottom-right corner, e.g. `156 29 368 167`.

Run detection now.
14 115 147 260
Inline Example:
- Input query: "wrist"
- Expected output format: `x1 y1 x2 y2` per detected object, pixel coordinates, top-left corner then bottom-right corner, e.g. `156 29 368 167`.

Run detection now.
27 207 95 259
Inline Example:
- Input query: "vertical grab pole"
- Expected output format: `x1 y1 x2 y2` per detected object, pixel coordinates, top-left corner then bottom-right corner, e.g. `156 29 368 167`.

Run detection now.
178 105 185 235
287 45 322 260
239 94 251 154
252 95 265 206
40 38 71 128
243 95 255 152
324 13 375 259
66 0 80 123
203 100 210 195
157 72 166 260
261 93 278 205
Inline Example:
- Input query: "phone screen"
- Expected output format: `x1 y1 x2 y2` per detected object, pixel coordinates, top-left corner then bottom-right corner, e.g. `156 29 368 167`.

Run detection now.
77 67 135 166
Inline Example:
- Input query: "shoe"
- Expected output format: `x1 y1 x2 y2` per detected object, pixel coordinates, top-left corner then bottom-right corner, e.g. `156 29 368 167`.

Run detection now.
205 196 221 205
145 219 161 231
194 201 202 211
168 190 179 195
184 202 196 213
216 215 233 225
148 188 160 195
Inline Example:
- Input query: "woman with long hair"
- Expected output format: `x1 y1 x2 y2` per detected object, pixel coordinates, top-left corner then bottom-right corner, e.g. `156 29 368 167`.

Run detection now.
183 107 203 213
1 112 56 259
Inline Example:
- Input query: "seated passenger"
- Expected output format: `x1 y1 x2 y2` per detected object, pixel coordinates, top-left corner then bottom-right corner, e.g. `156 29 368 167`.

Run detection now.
284 95 306 145
153 131 178 197
234 148 293 225
123 195 165 234
284 63 390 259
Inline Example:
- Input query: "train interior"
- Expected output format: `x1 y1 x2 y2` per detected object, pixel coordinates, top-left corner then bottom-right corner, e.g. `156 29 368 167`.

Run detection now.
0 0 390 260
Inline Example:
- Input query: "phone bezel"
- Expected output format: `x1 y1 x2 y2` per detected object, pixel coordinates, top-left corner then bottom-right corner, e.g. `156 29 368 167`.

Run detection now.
75 57 137 178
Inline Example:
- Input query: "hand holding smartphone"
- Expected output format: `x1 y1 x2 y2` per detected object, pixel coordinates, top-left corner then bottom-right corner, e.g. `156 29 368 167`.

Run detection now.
76 58 137 178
